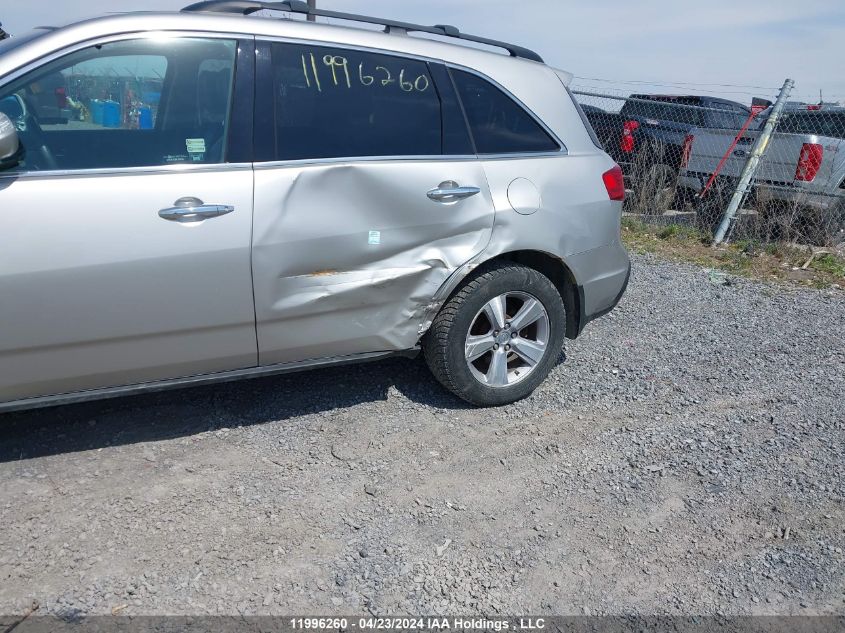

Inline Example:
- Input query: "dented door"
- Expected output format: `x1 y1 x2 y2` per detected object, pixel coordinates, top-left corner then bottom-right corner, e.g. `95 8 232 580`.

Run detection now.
252 160 494 365
251 40 494 365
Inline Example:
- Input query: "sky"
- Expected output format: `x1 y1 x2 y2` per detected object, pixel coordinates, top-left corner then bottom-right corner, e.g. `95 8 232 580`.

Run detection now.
2 0 844 106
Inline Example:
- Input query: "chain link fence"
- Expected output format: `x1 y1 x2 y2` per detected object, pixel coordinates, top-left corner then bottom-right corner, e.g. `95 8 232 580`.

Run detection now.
573 84 845 247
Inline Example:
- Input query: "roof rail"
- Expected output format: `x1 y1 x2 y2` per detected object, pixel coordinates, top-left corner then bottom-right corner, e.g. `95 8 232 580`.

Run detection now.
181 1 544 63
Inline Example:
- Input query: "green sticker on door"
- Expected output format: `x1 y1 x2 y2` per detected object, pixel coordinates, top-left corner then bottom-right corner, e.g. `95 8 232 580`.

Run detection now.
186 138 206 161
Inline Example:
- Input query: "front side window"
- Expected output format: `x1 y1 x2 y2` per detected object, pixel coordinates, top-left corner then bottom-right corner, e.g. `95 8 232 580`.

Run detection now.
451 69 559 155
268 43 443 160
0 37 237 171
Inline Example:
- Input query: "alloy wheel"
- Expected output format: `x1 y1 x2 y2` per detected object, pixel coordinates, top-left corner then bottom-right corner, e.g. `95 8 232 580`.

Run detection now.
464 291 550 388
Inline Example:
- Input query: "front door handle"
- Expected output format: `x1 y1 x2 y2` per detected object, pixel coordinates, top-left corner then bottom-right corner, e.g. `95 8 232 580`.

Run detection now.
427 181 481 204
159 197 234 223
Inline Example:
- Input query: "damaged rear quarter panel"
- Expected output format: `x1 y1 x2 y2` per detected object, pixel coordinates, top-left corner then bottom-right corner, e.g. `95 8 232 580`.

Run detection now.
426 152 622 306
480 153 621 259
252 159 495 365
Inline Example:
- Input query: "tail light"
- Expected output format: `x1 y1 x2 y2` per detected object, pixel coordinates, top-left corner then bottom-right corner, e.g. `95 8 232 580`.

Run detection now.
620 120 639 153
602 164 625 201
681 134 694 169
795 143 823 182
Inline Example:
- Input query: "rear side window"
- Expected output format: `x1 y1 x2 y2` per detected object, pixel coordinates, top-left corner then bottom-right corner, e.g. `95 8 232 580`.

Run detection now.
779 113 845 139
268 43 442 160
451 69 559 155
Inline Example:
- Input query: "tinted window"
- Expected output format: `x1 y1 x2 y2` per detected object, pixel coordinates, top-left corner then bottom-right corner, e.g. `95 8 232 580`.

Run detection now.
0 38 237 171
706 106 749 129
452 69 558 154
779 113 845 138
620 98 705 126
268 43 442 160
429 63 474 155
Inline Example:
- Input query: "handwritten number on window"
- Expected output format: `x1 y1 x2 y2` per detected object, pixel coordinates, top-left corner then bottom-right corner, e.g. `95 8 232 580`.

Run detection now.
323 55 351 88
302 51 430 93
301 53 322 92
358 62 374 86
399 69 414 92
375 66 394 87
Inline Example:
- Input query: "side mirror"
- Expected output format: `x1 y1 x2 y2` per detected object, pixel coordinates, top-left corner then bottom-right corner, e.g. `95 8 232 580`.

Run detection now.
0 112 22 170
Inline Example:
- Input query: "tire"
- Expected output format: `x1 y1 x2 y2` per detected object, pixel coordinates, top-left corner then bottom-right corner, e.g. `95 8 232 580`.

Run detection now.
423 262 566 407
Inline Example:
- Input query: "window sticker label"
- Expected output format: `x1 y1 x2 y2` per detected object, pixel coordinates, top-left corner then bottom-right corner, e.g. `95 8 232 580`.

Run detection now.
368 230 381 245
186 138 206 154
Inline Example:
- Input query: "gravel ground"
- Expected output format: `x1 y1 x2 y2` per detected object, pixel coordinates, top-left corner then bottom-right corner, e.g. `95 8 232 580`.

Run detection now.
0 253 843 617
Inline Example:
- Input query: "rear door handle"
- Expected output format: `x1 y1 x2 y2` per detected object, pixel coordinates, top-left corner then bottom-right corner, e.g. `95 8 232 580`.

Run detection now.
427 181 481 204
159 197 234 223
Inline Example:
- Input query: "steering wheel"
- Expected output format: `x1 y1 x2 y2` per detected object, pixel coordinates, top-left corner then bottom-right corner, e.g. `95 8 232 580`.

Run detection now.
19 112 59 171
3 93 60 171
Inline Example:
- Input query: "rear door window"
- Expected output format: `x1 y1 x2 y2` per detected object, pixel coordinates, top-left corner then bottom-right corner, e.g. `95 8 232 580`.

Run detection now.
451 69 559 155
266 43 444 160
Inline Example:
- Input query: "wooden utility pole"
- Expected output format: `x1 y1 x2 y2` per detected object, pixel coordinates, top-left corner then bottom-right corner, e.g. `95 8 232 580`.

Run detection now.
307 0 316 21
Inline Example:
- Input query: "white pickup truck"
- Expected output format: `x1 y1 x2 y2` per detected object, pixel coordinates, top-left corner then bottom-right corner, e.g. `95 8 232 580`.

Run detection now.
678 107 845 241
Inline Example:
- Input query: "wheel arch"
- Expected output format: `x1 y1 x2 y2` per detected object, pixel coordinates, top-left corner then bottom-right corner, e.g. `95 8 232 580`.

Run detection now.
423 249 583 341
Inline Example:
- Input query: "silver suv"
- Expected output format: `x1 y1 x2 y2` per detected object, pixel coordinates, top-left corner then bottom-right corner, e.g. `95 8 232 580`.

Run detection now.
0 1 629 411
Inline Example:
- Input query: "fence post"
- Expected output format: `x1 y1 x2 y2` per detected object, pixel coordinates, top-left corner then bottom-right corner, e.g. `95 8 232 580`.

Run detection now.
712 78 795 245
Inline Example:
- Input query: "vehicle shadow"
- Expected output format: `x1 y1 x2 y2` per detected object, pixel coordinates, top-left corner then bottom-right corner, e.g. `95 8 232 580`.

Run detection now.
0 356 469 463
0 349 568 463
